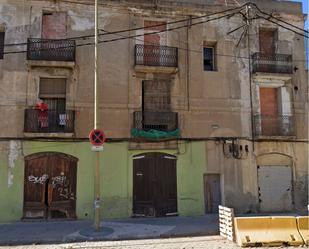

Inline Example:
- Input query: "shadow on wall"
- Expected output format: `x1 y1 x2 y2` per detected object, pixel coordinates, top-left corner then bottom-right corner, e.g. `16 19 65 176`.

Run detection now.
294 174 308 211
225 191 258 214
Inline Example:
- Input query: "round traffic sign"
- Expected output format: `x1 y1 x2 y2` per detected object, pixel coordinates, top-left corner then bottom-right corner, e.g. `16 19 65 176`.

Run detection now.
89 129 106 146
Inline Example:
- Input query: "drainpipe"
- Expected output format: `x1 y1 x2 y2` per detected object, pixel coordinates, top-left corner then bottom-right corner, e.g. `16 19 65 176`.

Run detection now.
186 16 192 111
246 5 255 152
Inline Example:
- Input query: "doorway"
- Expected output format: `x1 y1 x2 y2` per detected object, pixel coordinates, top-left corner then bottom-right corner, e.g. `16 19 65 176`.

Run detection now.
23 152 77 219
257 165 293 212
204 174 221 213
133 153 177 217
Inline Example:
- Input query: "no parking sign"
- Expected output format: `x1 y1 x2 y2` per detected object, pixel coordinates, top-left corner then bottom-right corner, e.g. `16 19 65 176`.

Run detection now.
89 129 106 151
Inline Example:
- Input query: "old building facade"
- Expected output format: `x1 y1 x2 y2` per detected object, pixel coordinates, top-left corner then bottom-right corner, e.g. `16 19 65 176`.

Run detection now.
0 0 307 222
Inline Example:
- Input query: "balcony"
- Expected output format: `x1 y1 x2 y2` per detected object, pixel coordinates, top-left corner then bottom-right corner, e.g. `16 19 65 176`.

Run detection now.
252 52 293 74
27 38 76 62
132 111 179 140
134 44 178 74
253 114 295 137
24 109 75 134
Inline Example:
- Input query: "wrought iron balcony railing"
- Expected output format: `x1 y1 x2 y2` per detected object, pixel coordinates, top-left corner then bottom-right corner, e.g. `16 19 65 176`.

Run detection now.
27 38 76 61
135 44 178 67
24 109 75 133
253 114 295 137
252 52 293 74
133 111 178 131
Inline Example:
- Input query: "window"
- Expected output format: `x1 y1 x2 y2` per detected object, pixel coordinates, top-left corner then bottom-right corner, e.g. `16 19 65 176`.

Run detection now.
203 46 216 71
39 78 66 112
0 31 4 59
142 80 171 112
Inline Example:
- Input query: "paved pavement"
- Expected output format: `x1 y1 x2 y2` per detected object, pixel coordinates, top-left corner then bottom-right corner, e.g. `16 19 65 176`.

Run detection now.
0 215 219 246
0 236 299 249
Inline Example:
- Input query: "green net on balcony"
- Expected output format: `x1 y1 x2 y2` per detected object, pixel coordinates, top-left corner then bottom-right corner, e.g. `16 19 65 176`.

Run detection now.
131 128 180 140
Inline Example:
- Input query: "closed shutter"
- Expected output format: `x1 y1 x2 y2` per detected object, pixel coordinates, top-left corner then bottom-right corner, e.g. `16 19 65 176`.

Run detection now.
39 78 66 111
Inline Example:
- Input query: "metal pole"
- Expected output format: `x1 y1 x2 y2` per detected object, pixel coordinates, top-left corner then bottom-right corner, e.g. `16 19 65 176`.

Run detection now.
94 0 101 232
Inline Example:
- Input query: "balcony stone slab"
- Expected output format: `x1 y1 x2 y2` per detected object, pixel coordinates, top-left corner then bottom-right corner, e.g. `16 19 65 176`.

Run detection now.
253 72 292 86
134 65 178 74
24 132 74 138
26 60 75 69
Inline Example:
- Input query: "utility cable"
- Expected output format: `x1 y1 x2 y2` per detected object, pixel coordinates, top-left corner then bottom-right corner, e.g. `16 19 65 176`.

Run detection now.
251 2 308 34
3 4 246 48
256 14 309 39
3 10 241 55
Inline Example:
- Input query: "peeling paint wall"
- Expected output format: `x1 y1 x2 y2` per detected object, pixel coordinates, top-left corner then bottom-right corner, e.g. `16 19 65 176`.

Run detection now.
7 140 21 188
0 0 307 221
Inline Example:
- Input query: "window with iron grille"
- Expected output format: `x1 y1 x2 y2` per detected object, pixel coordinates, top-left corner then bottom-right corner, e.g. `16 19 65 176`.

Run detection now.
141 80 172 131
142 80 171 112
39 78 66 112
203 46 216 71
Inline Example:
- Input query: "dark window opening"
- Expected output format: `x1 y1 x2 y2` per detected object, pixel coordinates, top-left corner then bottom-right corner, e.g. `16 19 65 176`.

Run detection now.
0 32 5 59
204 46 216 71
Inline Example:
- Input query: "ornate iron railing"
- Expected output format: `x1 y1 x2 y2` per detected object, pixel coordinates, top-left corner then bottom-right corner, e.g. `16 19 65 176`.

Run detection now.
27 38 76 61
135 44 178 67
24 109 75 133
252 52 293 74
253 114 295 137
133 111 178 131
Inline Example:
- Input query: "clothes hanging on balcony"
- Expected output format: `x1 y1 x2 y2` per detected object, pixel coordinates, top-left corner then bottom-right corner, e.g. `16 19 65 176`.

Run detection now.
38 110 49 128
59 114 67 126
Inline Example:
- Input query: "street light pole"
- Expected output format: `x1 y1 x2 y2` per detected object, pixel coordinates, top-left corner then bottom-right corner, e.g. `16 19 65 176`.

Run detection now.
94 0 101 232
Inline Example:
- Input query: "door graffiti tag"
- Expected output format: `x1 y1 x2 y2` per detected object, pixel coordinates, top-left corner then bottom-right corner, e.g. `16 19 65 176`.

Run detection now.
51 175 75 200
28 174 49 184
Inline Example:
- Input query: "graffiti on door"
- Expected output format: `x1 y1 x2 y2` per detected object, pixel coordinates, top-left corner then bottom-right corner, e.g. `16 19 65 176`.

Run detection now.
28 174 49 184
24 153 77 219
51 174 75 200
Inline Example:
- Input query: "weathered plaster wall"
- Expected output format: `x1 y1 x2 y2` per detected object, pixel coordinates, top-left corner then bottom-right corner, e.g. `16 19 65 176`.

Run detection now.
206 139 308 213
0 141 206 222
0 0 306 140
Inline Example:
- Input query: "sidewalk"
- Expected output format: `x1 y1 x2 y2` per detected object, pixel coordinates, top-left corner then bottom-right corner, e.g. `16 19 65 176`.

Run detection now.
0 215 219 246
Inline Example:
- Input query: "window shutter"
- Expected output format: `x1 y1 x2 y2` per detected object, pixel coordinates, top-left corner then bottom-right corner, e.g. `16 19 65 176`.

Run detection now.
39 78 66 97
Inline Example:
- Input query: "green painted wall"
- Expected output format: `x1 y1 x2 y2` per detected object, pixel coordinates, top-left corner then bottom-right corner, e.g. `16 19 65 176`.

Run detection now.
0 140 206 223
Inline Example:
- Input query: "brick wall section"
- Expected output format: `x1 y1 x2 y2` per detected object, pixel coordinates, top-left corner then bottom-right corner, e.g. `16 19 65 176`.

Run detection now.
42 12 67 39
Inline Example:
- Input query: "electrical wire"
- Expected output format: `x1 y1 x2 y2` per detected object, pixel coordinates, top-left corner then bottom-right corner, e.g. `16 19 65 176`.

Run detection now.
250 2 308 34
3 10 242 55
256 14 309 39
3 4 246 48
2 3 308 63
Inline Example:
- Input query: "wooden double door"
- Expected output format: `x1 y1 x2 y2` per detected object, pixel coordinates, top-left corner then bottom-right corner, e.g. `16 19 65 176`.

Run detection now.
133 153 177 217
23 153 77 219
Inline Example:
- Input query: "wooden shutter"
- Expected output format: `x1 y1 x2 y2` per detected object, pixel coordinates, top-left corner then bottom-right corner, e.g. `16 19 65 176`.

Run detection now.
39 78 66 111
39 78 66 97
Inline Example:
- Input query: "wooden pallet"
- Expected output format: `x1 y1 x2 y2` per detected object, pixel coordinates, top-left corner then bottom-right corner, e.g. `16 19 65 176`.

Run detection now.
219 205 235 241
